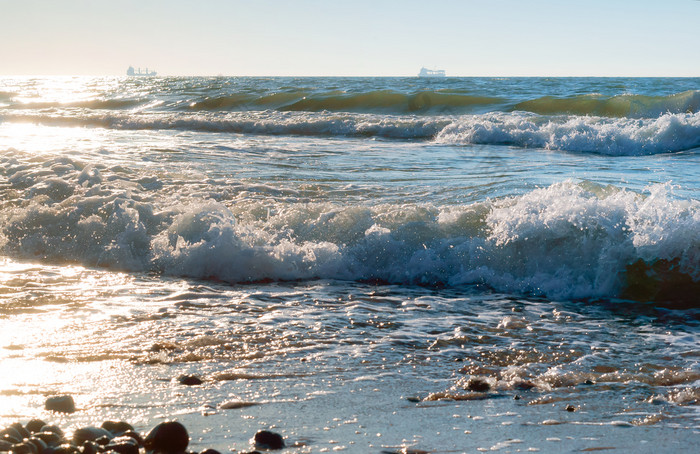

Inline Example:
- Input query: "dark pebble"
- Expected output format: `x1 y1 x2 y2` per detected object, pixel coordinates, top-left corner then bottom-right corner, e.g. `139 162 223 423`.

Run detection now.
9 442 37 454
80 441 101 454
118 432 143 447
253 430 284 450
49 444 80 454
33 432 62 447
465 377 491 392
1 428 23 442
3 438 21 448
177 375 203 386
1 430 23 445
44 396 76 414
26 438 47 454
105 436 139 454
199 450 221 454
94 436 111 446
565 404 577 412
9 424 30 440
39 426 63 438
144 421 189 454
73 427 113 446
24 420 47 435
101 422 134 436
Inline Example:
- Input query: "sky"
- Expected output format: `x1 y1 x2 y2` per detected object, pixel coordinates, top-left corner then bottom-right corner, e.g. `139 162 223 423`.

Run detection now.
1 0 699 77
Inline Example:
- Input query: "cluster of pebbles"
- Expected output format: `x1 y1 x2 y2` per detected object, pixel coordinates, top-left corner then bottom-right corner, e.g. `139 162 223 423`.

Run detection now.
1 396 285 454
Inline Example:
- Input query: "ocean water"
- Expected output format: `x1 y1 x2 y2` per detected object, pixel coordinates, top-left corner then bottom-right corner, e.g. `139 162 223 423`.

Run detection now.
0 76 699 452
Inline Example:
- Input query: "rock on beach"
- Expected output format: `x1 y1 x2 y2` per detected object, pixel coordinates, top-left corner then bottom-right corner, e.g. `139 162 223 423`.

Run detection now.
44 396 76 414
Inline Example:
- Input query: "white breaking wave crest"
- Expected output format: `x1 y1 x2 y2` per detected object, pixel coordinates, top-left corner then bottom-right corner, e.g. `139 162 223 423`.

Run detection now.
1 155 698 302
0 111 449 140
2 109 700 155
435 111 700 155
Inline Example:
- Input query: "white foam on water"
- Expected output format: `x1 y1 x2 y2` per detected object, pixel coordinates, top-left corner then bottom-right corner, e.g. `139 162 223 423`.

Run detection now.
1 154 698 301
436 111 700 155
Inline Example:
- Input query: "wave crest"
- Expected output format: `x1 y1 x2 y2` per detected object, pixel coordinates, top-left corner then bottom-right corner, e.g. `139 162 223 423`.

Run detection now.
1 156 698 305
436 111 700 155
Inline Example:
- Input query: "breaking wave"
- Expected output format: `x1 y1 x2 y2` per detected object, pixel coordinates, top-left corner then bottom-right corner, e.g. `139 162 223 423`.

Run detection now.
1 155 698 306
435 111 700 155
4 109 700 155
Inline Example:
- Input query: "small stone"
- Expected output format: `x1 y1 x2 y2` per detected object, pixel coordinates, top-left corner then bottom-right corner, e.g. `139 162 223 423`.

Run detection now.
32 432 62 447
144 421 189 454
177 375 203 386
72 427 113 446
81 440 101 454
199 450 222 454
9 442 37 454
253 430 284 450
25 420 47 435
39 426 64 438
45 395 76 414
105 436 140 454
2 436 21 447
25 438 47 454
513 395 523 400
119 431 144 447
405 396 421 403
101 421 134 436
94 435 111 446
565 404 576 412
9 424 29 440
1 428 23 444
465 377 490 392
50 444 80 454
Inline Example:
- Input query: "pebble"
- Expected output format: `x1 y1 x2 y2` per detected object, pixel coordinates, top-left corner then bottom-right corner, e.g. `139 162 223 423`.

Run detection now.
32 431 62 446
105 435 140 454
177 375 203 386
24 420 47 435
9 442 36 454
253 430 285 450
72 427 113 445
144 421 189 454
44 396 76 414
101 421 135 435
9 424 29 440
466 377 491 392
39 425 64 438
1 427 23 443
565 404 576 412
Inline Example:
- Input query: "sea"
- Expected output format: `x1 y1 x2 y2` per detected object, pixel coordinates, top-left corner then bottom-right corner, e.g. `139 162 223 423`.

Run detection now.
0 76 699 453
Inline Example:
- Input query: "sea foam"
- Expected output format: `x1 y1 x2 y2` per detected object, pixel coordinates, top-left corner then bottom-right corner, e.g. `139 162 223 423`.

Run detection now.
2 155 698 303
3 109 700 155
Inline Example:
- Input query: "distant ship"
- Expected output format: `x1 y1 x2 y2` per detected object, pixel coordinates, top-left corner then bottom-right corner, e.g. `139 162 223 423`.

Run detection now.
418 67 446 78
127 66 157 77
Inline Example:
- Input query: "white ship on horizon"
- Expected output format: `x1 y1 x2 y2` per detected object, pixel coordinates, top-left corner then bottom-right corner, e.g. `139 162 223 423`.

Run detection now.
418 67 446 78
127 66 157 77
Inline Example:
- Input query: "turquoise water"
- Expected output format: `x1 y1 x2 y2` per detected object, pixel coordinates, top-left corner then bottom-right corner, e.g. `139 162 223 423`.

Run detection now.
0 76 698 452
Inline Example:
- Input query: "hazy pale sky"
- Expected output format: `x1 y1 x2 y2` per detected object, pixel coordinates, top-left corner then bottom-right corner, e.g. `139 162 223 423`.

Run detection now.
1 0 699 76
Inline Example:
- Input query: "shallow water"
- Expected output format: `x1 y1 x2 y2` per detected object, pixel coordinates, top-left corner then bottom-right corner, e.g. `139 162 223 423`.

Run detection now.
1 76 699 452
